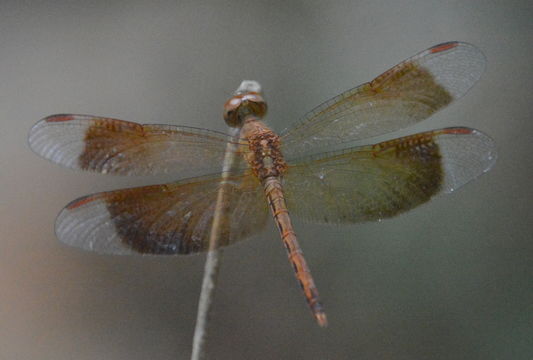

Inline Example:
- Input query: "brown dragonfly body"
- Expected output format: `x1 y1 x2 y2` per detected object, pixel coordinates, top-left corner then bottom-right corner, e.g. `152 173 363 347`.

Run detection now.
28 42 496 326
232 98 327 325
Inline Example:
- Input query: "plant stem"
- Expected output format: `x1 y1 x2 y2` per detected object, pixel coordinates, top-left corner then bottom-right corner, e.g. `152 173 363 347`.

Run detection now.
190 127 239 360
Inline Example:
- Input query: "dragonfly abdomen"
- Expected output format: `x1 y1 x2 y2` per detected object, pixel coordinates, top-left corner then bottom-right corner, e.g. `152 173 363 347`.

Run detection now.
240 117 327 326
263 176 328 327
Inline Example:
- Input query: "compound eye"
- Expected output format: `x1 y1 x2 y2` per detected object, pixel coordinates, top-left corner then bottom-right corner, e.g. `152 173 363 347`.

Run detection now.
242 93 267 119
223 96 243 127
223 92 267 127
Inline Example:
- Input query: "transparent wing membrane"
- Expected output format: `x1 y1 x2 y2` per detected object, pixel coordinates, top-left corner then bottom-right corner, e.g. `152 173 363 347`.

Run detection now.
28 114 248 177
55 172 267 255
281 42 485 158
283 128 496 224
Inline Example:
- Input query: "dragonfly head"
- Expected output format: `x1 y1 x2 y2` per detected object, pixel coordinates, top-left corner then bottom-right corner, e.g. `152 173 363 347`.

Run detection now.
223 91 267 127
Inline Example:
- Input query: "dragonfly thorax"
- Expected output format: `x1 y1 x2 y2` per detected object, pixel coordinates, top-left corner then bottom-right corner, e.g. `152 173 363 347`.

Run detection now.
245 125 288 180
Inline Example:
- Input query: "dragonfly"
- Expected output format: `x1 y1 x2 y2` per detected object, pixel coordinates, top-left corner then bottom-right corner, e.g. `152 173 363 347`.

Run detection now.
28 41 496 327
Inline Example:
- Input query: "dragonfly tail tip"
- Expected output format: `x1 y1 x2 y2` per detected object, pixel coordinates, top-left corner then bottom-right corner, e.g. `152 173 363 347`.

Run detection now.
316 312 328 327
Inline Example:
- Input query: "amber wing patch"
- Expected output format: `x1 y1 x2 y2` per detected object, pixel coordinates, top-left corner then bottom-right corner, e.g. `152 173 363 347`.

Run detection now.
55 172 267 254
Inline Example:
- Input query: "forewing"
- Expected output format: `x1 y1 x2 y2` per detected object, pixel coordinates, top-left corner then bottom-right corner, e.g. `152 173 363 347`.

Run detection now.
283 128 496 224
55 171 267 254
282 42 485 157
28 114 249 176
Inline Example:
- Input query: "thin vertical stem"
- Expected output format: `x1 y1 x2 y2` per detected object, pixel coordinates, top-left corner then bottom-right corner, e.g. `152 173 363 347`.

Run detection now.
190 127 240 360
190 80 261 360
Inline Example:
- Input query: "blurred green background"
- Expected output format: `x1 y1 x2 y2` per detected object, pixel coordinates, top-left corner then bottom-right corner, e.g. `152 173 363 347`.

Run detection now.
0 1 531 359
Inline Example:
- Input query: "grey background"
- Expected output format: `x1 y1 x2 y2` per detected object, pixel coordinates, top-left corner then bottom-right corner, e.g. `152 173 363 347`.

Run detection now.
0 1 531 359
